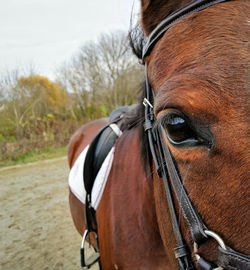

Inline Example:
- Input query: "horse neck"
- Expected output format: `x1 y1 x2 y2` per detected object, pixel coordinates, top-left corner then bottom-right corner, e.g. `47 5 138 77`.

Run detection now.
97 126 174 269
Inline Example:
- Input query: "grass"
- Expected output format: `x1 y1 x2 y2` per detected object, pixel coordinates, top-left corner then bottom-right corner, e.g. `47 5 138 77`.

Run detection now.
0 146 67 168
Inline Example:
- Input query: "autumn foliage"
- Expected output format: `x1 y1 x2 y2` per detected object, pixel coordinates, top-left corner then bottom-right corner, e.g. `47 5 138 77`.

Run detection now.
18 75 68 112
0 31 142 163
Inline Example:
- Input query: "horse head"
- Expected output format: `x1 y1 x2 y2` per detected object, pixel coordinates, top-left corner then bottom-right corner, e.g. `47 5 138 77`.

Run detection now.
139 0 249 267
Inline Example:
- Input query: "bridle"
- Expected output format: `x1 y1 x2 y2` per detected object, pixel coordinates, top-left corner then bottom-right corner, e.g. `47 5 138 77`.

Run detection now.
142 0 250 269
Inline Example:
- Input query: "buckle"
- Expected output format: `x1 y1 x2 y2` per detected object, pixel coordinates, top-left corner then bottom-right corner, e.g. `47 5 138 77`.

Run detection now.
143 98 153 108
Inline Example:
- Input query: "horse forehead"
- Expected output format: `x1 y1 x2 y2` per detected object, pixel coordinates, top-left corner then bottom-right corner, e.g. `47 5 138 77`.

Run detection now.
147 2 249 105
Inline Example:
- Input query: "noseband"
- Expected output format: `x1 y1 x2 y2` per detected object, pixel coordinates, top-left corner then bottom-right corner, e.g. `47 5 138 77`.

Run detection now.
142 0 250 269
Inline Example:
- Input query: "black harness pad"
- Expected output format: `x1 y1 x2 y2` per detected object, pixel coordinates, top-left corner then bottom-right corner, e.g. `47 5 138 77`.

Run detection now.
83 125 118 195
83 106 129 196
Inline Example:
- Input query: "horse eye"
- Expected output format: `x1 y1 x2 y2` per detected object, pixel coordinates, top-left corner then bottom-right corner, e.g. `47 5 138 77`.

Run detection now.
161 113 198 146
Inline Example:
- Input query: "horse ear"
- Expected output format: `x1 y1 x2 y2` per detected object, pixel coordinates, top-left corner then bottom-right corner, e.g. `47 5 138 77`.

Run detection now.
140 0 190 35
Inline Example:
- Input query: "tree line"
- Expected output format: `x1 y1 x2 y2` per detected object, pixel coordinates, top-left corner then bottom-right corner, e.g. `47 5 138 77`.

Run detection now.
0 31 143 161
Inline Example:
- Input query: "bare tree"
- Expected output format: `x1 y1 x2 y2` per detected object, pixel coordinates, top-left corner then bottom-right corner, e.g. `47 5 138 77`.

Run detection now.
56 30 143 116
98 31 140 107
0 69 31 140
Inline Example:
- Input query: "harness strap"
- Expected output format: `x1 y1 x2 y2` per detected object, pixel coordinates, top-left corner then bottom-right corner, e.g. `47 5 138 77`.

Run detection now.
196 257 215 270
144 65 194 270
158 128 208 244
157 133 194 270
217 246 250 270
144 63 207 242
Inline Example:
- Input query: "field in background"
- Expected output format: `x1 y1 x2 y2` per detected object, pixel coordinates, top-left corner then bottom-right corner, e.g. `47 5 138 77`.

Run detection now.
0 146 67 168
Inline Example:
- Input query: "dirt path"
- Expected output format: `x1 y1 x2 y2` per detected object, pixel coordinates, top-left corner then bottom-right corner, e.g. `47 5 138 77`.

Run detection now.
0 157 95 270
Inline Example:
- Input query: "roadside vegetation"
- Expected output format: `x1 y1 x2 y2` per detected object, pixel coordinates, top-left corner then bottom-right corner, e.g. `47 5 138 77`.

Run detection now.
0 31 143 167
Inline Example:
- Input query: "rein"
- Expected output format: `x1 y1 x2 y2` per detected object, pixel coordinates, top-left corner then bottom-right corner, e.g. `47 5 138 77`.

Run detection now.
142 0 250 269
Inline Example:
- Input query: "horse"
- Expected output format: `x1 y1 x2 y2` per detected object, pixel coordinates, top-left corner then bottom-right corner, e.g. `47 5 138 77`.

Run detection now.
68 0 250 269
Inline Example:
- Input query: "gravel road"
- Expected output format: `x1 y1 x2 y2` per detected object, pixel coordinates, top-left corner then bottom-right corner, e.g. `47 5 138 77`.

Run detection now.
0 157 92 270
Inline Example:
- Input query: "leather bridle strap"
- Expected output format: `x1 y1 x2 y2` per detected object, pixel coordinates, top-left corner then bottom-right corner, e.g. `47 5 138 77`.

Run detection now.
217 247 250 270
144 65 202 270
158 127 208 244
144 65 194 270
144 63 207 240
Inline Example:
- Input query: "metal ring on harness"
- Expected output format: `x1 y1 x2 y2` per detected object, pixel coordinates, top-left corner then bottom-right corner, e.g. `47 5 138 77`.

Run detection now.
194 230 227 270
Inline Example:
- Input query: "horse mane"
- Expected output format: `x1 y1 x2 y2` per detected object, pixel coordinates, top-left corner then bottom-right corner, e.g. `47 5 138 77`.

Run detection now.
128 24 145 60
116 25 152 173
119 79 152 174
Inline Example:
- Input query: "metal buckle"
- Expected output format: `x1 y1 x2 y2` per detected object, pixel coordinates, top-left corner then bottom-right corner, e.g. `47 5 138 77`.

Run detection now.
80 230 100 269
194 230 226 270
143 98 153 108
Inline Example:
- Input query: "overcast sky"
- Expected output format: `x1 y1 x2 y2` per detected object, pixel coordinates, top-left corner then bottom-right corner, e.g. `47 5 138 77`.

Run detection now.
0 0 139 79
